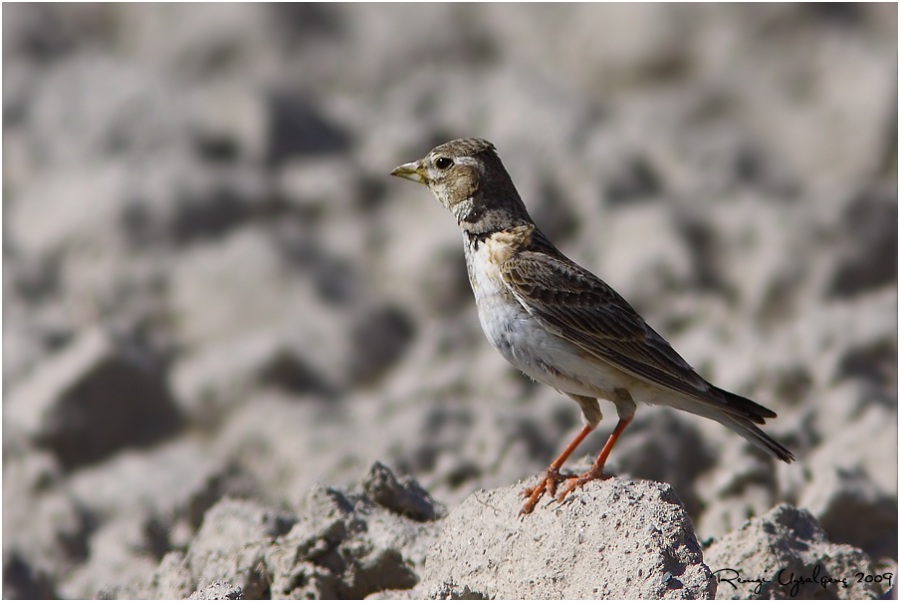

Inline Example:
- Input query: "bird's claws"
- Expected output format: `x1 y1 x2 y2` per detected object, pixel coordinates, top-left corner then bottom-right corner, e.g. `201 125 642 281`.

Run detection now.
554 465 611 504
519 467 570 516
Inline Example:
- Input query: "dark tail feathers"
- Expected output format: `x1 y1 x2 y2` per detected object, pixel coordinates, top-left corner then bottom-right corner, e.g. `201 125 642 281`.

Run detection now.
712 386 795 463
713 386 777 424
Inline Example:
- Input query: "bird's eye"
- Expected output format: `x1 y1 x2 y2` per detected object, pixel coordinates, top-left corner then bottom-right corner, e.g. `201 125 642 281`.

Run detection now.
434 157 454 170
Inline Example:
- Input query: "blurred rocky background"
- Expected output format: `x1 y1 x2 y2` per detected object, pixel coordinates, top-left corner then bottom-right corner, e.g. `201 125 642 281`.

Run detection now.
3 4 897 599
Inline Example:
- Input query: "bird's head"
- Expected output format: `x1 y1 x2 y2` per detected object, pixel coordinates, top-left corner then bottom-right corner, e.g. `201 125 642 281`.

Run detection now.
391 137 529 231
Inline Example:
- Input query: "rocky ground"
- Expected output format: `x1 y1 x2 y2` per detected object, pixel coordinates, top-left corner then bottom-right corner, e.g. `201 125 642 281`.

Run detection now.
3 4 897 600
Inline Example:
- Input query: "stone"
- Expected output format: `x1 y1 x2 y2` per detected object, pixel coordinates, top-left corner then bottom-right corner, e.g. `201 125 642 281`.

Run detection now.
704 504 887 600
4 328 182 470
421 478 715 599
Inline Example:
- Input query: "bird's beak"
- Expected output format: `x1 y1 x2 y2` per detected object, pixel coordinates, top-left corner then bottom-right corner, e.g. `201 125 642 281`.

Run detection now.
390 161 426 185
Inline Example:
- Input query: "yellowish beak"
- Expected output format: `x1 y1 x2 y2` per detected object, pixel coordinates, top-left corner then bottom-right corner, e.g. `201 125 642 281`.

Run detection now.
390 161 426 184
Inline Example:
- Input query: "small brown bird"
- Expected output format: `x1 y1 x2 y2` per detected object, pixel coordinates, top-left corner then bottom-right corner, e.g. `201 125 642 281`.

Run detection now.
392 138 794 515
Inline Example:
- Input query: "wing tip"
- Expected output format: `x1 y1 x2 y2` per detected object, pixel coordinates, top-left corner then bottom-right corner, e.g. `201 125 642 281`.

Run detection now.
714 386 778 424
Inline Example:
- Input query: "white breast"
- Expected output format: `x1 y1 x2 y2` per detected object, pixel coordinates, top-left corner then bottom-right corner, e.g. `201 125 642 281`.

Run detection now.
464 239 629 399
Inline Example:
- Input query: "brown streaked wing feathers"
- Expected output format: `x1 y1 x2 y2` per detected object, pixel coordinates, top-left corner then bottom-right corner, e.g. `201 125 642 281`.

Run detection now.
501 249 770 421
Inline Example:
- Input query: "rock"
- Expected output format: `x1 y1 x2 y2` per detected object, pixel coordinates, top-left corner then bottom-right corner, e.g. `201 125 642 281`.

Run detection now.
806 404 898 504
421 478 715 599
2 553 61 600
46 439 258 597
21 55 189 169
1 488 87 595
130 159 275 248
266 485 433 599
365 588 423 600
827 185 898 298
45 439 253 590
170 331 333 425
693 443 781 542
186 499 288 599
264 89 352 165
124 464 442 599
704 504 887 599
65 438 256 527
799 465 897 561
186 85 267 165
2 266 69 387
833 335 897 399
210 390 366 505
105 550 196 600
363 461 446 522
4 328 182 470
166 223 388 391
277 154 363 215
189 580 246 600
595 202 694 308
2 452 83 589
58 518 161 599
345 304 416 386
7 162 128 261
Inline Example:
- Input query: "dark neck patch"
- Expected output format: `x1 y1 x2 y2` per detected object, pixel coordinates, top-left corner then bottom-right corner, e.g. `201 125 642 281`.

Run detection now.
463 228 493 250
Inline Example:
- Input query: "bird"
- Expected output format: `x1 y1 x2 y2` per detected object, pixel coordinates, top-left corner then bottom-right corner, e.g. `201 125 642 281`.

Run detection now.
391 137 794 515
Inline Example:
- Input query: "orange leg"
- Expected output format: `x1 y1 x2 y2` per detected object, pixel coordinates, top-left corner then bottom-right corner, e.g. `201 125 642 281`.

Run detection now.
520 424 594 515
555 415 634 503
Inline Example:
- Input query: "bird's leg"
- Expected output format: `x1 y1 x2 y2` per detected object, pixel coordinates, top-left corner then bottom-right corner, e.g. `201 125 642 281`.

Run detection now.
520 424 594 515
555 415 634 503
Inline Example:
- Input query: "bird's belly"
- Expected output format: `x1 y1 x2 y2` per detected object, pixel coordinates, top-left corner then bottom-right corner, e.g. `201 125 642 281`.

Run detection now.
465 243 630 399
475 295 627 399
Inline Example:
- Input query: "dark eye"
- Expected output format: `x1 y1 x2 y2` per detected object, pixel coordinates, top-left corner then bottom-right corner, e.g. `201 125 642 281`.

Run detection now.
434 157 454 170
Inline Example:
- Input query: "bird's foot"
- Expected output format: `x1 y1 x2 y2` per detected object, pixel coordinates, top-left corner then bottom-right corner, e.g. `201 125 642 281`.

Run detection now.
554 464 611 504
519 467 569 516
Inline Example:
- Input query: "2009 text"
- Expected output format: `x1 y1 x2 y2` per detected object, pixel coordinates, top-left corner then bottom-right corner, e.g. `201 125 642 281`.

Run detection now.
856 572 893 586
712 565 893 598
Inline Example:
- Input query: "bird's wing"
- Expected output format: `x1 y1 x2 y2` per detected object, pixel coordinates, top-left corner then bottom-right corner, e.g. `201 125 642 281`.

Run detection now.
500 250 716 401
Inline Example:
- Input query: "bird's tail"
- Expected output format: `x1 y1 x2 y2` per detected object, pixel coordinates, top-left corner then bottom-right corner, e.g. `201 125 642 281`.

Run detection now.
670 386 795 463
712 386 777 424
712 410 796 463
